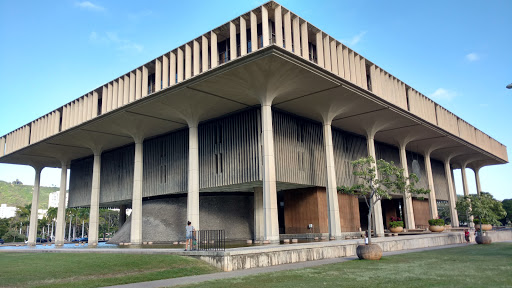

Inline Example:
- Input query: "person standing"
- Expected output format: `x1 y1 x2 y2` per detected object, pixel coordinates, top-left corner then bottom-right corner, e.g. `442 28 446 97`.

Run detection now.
464 229 470 244
185 221 195 251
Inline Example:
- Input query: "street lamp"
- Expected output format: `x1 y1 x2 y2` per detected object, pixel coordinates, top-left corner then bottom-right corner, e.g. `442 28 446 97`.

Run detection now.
507 83 512 89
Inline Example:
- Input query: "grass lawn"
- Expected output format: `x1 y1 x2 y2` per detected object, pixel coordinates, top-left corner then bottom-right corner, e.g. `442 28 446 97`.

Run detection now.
0 252 219 288
178 243 512 288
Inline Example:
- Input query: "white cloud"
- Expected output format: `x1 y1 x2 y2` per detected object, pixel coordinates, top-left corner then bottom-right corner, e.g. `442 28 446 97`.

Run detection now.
89 31 143 53
75 1 105 11
342 31 367 46
430 88 457 101
466 53 479 62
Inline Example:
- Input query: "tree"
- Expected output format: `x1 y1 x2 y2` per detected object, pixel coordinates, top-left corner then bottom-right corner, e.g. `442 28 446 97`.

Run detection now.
456 192 506 236
337 156 429 245
500 199 512 226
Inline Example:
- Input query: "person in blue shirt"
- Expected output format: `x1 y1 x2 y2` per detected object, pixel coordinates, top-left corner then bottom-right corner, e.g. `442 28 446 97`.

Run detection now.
185 221 195 251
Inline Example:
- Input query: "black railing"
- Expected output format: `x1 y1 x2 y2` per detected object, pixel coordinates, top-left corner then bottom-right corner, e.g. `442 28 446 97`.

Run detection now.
195 230 225 251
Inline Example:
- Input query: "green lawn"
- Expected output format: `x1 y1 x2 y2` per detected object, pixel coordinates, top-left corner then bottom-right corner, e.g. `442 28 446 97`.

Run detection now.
0 253 219 288
178 243 512 288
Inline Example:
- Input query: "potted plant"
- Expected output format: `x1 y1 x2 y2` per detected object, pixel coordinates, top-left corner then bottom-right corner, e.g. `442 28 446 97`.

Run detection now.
428 218 445 232
337 156 429 260
389 216 404 233
456 192 506 244
473 218 492 231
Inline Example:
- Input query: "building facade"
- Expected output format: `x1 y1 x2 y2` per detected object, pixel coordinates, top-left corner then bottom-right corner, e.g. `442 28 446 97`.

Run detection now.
0 1 508 245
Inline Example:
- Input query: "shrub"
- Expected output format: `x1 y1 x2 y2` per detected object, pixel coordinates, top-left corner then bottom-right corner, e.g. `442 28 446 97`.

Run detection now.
389 221 404 228
428 219 445 226
473 218 489 225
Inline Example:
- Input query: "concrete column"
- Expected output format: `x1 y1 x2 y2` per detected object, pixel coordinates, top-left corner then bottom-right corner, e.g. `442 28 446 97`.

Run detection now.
123 75 129 105
274 6 283 46
444 161 459 227
119 205 127 227
292 16 300 55
55 163 68 246
367 135 385 237
261 104 279 242
261 6 269 47
240 17 247 56
323 122 342 238
323 36 331 71
330 40 338 75
253 187 264 241
142 66 148 97
135 68 142 100
229 22 236 60
112 80 118 110
193 40 200 76
88 152 101 246
185 44 192 79
92 91 99 118
0 137 5 157
360 56 368 89
170 52 177 85
284 11 292 51
461 165 469 196
250 12 257 52
162 54 169 89
210 32 218 69
474 168 481 196
424 152 438 219
399 144 415 229
177 48 184 82
28 166 43 246
101 86 107 114
187 125 200 229
316 32 324 67
85 95 91 121
129 71 136 102
301 21 309 59
155 58 161 92
201 36 209 71
131 139 144 244
107 83 113 112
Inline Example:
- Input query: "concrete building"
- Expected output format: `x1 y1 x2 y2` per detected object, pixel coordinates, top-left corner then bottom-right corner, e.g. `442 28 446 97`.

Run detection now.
0 204 17 219
0 1 507 246
48 191 68 209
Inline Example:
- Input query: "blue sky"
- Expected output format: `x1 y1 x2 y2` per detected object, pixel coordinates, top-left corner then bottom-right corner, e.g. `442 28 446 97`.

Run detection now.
0 0 510 200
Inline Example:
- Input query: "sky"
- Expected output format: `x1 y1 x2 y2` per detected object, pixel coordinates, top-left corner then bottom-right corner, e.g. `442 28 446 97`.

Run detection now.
0 0 511 200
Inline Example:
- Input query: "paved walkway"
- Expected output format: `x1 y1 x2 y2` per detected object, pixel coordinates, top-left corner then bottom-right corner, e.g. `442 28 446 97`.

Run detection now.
102 243 473 288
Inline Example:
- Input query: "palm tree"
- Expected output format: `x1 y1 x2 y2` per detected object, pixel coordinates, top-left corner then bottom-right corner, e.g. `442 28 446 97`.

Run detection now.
15 204 31 239
76 208 90 238
46 207 58 240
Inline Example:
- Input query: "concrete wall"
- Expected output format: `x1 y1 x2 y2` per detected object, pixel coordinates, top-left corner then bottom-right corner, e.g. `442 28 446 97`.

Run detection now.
109 194 254 243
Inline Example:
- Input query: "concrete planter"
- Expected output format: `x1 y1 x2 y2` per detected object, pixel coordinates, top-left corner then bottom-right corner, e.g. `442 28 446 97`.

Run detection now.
475 224 492 231
429 225 445 232
475 235 492 244
389 227 403 233
356 244 382 260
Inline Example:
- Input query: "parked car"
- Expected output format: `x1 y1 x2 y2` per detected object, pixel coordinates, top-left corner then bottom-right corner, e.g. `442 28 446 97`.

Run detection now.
36 238 48 243
72 237 88 242
0 239 4 244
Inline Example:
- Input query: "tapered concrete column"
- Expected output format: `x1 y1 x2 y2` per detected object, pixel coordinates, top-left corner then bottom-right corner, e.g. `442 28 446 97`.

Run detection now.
55 163 68 246
424 152 438 219
284 11 292 51
292 16 300 56
253 187 264 241
444 161 459 227
89 152 102 246
460 164 474 227
367 135 385 237
185 44 192 79
135 68 142 100
399 144 415 229
261 104 279 242
142 66 148 97
155 58 161 92
119 205 127 227
177 48 184 82
250 12 257 52
301 21 309 59
193 40 200 75
210 32 218 69
201 36 209 71
323 122 342 238
129 71 136 102
229 22 236 60
28 166 43 246
162 55 169 89
274 6 282 46
130 139 144 244
316 32 324 67
240 17 247 56
170 52 177 85
461 165 469 196
474 168 482 196
187 125 200 229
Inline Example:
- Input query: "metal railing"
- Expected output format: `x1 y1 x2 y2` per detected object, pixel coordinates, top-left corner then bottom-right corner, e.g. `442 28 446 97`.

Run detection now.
195 230 225 251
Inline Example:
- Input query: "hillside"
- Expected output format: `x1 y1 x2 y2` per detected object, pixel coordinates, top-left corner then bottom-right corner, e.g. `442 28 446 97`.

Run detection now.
0 180 59 209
